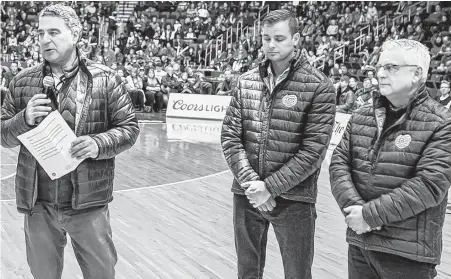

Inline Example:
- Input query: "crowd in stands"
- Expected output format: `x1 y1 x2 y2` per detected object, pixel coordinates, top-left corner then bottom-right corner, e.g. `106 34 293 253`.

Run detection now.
1 1 450 113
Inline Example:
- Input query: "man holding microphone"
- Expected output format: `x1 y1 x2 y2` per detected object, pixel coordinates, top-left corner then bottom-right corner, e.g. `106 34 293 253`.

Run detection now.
1 4 139 279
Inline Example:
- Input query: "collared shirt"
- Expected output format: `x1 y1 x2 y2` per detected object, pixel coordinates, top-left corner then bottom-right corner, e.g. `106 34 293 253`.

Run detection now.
265 63 291 94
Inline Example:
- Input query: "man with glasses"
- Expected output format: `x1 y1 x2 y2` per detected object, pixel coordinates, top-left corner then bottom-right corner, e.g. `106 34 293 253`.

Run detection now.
330 39 451 278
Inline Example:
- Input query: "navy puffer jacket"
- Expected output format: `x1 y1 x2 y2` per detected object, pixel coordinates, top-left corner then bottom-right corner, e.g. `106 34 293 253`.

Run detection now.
221 52 336 203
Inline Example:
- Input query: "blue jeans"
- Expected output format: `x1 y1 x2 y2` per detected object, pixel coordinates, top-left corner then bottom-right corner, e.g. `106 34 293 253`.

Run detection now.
348 245 437 279
233 194 316 279
24 202 117 279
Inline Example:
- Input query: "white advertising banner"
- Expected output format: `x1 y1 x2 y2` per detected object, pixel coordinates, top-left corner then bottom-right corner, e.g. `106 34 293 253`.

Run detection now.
166 117 223 144
329 112 352 147
166 93 232 120
324 112 352 167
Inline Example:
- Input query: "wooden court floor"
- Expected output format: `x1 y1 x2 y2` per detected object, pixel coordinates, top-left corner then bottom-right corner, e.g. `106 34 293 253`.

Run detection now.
1 120 451 279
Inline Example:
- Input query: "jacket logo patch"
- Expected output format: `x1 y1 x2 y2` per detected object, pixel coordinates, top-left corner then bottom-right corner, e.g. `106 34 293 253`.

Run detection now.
395 134 411 149
282 95 297 108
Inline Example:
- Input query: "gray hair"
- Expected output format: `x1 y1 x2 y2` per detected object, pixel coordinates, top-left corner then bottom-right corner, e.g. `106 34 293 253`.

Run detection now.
39 4 82 41
381 39 430 82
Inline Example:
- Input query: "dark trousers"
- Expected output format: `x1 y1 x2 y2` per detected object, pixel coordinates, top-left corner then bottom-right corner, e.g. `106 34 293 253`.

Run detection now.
129 90 145 110
154 92 167 112
144 91 155 108
148 91 164 112
24 202 117 279
233 194 316 279
348 245 437 279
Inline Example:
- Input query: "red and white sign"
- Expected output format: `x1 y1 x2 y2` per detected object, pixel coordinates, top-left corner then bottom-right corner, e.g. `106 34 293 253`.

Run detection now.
166 93 232 120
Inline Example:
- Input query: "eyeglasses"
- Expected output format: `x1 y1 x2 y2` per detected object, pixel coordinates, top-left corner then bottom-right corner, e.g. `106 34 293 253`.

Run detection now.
375 64 418 73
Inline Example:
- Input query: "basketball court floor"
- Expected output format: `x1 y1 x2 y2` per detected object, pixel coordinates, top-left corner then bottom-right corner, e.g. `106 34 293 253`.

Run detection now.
1 118 450 279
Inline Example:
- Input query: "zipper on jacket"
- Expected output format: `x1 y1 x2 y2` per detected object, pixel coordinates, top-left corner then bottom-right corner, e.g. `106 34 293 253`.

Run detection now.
55 179 59 209
261 96 274 175
255 55 308 177
257 69 295 177
368 113 407 187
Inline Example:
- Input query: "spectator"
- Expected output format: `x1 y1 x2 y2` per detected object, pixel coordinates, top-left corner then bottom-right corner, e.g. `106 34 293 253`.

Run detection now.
186 3 197 19
366 2 378 23
0 66 8 105
348 76 360 92
336 75 356 113
434 45 451 73
366 69 379 86
154 62 167 82
179 72 195 94
161 65 181 95
325 1 338 19
436 80 451 108
326 19 339 36
4 61 19 87
144 69 163 112
351 77 376 111
216 70 236 95
125 68 145 111
317 36 330 56
192 72 213 94
198 3 209 19
98 40 116 67
424 4 447 26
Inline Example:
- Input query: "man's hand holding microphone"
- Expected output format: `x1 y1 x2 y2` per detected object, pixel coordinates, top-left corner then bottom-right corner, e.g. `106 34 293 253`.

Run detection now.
25 76 55 126
24 76 99 160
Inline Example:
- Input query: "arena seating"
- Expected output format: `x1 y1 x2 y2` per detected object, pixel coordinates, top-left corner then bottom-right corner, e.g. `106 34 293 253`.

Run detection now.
1 1 450 110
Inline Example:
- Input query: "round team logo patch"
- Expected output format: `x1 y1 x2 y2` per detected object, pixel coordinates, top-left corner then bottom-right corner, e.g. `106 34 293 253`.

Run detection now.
395 134 412 149
282 95 297 108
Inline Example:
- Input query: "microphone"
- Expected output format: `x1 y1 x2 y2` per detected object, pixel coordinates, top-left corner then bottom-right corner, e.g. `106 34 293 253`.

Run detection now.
43 75 57 110
35 75 56 124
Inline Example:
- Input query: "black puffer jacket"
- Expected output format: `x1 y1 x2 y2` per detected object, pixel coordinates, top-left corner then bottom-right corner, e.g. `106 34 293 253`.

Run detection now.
330 87 451 264
221 52 336 202
1 55 139 215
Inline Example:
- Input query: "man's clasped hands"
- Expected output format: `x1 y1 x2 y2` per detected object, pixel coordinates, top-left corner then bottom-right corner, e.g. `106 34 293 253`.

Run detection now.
243 181 382 234
242 181 276 212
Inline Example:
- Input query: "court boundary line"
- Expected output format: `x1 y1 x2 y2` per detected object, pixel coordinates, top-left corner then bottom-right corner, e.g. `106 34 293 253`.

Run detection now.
1 172 16 181
0 170 231 202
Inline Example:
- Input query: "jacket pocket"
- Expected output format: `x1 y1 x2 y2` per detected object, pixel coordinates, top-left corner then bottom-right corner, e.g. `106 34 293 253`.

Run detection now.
74 159 114 207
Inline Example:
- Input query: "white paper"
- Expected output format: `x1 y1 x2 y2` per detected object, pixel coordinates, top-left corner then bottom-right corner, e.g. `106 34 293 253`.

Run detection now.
17 110 83 180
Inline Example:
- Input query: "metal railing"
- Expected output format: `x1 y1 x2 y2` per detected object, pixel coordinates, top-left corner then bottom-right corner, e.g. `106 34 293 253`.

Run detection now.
313 55 326 70
353 34 366 54
360 25 371 36
204 4 269 67
375 15 388 37
334 44 346 63
256 4 270 34
216 33 224 57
